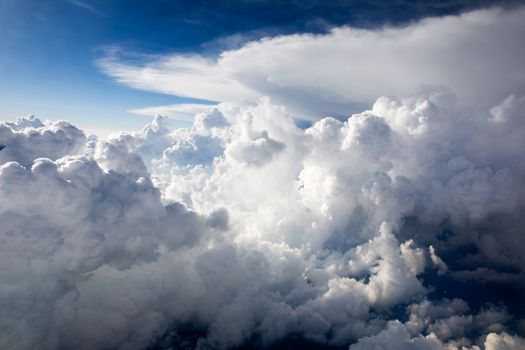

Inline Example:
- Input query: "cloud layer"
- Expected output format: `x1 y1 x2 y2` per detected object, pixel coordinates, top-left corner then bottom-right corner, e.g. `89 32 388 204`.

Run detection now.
1 85 525 349
98 6 525 120
2 5 525 350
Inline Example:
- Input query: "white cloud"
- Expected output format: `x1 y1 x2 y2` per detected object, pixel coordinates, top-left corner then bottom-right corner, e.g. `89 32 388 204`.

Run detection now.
98 7 525 120
484 332 525 350
3 6 525 349
349 320 524 350
2 88 525 349
68 0 106 16
226 130 286 167
0 115 86 167
129 103 218 121
429 246 449 275
349 321 447 350
97 52 256 102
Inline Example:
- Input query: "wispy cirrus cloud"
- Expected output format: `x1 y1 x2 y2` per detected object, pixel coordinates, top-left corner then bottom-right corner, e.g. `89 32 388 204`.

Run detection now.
67 0 106 17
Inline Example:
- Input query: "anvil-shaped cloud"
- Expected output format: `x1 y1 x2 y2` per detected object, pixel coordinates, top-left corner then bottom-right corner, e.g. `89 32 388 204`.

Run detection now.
98 7 525 121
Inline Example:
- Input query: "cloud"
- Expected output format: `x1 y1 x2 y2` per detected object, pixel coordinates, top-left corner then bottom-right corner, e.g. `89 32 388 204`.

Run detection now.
3 86 525 349
429 245 449 275
484 332 525 350
349 320 447 350
67 0 106 17
3 6 525 350
349 320 525 350
98 6 525 120
226 130 286 167
129 103 218 121
0 115 86 167
97 52 256 102
0 140 215 350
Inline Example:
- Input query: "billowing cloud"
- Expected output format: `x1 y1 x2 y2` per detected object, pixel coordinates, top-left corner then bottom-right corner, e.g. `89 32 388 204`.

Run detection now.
349 321 525 350
2 85 524 349
0 114 86 167
3 5 525 350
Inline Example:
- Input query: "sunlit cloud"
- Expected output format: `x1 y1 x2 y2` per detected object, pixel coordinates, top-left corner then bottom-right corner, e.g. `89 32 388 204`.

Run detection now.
2 3 525 350
98 7 525 120
129 103 218 121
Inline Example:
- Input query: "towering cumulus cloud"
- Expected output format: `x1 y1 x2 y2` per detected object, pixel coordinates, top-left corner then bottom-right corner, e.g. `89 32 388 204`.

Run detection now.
2 5 525 350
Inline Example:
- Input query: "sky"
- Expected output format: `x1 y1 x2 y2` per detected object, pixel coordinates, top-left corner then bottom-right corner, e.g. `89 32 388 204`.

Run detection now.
2 1 525 350
1 0 522 135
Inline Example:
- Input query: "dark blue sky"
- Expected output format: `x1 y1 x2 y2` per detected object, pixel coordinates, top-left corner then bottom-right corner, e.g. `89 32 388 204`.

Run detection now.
0 0 520 133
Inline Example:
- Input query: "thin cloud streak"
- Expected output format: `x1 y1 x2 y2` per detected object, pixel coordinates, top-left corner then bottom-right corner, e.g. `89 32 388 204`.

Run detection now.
67 0 106 17
129 103 218 121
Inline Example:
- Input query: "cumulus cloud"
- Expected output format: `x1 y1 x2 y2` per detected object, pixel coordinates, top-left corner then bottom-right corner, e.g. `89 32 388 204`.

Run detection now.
0 138 214 350
349 321 448 350
3 5 525 350
98 7 525 120
0 115 86 166
484 332 525 350
349 320 525 350
2 84 524 349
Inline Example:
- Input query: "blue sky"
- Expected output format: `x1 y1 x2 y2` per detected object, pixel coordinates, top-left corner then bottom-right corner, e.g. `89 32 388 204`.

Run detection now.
0 0 518 134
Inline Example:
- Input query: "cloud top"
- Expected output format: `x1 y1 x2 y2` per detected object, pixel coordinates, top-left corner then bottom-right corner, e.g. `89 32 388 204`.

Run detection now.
98 7 525 120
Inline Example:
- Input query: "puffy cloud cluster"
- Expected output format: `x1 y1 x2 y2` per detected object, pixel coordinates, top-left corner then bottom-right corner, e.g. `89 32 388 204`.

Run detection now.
350 298 524 350
0 114 86 167
1 86 524 350
349 321 525 350
0 116 218 349
3 5 525 349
